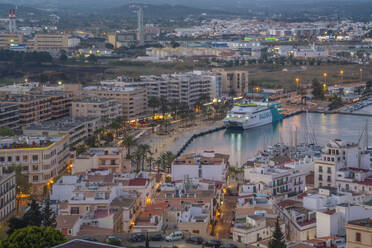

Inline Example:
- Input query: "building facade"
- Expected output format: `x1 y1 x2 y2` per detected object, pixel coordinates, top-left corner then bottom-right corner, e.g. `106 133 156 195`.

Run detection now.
0 135 70 193
83 86 147 120
346 219 372 248
71 98 122 120
0 171 16 221
0 103 19 129
34 33 69 50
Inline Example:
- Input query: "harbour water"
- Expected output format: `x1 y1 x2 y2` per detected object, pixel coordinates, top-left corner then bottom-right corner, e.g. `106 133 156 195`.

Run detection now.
183 111 372 166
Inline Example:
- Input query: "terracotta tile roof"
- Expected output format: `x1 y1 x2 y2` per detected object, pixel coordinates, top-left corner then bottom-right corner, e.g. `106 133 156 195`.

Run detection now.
128 178 148 186
56 215 81 229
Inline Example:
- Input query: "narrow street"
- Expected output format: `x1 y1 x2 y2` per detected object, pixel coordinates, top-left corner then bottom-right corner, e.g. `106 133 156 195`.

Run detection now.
215 194 237 239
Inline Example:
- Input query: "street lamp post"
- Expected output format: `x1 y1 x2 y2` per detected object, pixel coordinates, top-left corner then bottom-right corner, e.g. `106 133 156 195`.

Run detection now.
360 68 363 83
323 72 328 84
340 70 344 84
295 77 300 89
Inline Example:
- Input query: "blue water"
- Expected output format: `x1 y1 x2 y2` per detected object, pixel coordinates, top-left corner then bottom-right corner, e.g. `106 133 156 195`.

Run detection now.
183 111 372 166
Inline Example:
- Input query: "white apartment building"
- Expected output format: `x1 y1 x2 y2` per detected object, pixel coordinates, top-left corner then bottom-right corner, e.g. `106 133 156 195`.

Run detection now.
314 139 371 189
101 72 214 108
244 165 306 196
171 151 228 182
316 204 372 238
71 98 122 120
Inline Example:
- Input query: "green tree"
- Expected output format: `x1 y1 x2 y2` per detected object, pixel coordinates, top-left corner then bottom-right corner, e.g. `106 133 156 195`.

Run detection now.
59 50 67 62
148 96 161 114
268 217 286 248
5 165 30 195
1 226 66 248
7 217 26 236
107 239 121 246
122 135 137 159
23 200 42 227
42 201 56 227
0 127 14 137
311 78 324 100
76 144 87 155
160 151 176 173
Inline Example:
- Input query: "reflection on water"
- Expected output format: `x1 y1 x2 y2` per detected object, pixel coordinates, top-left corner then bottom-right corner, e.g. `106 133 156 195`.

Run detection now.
183 113 372 166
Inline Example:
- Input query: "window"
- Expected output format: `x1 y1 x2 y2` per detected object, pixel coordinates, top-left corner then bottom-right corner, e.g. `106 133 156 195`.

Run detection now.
7 156 11 162
319 166 323 172
16 156 20 162
327 176 331 182
327 167 331 173
23 155 28 162
70 207 79 214
32 175 38 182
356 232 361 242
319 175 323 180
0 157 4 162
32 155 38 161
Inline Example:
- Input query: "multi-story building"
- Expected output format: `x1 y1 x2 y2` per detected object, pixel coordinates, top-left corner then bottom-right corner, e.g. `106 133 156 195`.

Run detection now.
233 215 285 245
0 135 70 193
244 165 306 196
107 32 137 48
0 171 16 221
0 103 19 129
71 98 121 120
314 139 370 188
23 117 99 146
346 219 372 248
82 86 147 120
0 91 72 127
73 147 129 174
101 72 213 108
171 151 228 182
0 33 24 48
216 69 249 96
33 33 69 50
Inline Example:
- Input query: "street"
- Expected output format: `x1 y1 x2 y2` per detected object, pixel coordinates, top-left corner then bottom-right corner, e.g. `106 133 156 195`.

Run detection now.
215 194 237 240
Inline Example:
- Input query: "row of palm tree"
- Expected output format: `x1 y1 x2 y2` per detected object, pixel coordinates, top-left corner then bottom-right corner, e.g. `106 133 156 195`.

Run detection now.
120 134 176 174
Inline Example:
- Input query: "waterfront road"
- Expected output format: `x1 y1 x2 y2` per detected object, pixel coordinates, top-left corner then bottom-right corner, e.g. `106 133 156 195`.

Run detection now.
215 193 238 239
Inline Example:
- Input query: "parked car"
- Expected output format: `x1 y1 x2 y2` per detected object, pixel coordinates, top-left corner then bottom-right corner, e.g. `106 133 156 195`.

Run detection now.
128 233 145 242
105 235 122 244
82 237 98 242
165 231 183 241
221 244 238 248
186 236 204 244
205 239 223 247
150 233 163 241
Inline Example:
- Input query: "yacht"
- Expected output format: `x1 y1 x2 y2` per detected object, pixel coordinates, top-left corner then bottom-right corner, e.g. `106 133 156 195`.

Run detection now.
223 99 283 129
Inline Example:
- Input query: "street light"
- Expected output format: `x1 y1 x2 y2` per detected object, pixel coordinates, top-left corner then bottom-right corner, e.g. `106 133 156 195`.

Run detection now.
58 81 62 85
323 72 327 84
295 77 300 88
360 68 363 82
340 70 344 84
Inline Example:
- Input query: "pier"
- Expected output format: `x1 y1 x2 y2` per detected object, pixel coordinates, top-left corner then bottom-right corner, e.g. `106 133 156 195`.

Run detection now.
310 110 372 118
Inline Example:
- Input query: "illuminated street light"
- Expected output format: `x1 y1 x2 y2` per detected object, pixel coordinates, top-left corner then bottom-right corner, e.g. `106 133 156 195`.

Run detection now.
58 81 62 85
340 70 344 83
295 77 300 88
323 72 327 84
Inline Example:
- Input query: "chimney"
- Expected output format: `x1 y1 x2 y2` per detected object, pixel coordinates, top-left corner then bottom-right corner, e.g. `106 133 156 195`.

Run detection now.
8 9 13 33
12 9 16 33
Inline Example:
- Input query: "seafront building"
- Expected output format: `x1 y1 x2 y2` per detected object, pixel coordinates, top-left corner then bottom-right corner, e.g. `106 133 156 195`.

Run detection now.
346 219 372 248
101 72 216 108
71 98 122 120
0 135 70 194
82 86 147 121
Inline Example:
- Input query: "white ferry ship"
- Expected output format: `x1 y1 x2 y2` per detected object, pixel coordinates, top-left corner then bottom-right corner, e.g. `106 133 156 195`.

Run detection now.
223 100 283 129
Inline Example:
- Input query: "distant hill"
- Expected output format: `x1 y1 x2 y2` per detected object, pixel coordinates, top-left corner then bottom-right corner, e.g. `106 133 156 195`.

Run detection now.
0 3 50 18
99 4 233 19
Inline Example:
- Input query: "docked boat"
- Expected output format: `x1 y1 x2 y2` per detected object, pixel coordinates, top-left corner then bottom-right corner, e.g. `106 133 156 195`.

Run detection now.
223 99 283 129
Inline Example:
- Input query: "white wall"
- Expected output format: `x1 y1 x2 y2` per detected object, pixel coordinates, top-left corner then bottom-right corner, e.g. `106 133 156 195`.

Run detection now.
171 164 199 181
202 164 224 182
50 184 75 201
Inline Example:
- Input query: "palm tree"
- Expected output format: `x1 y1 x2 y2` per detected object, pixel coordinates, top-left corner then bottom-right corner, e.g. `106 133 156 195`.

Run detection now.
146 151 154 172
121 135 137 159
160 151 176 173
133 148 142 173
137 144 151 171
